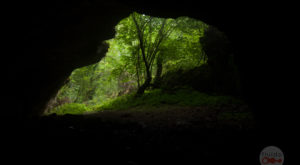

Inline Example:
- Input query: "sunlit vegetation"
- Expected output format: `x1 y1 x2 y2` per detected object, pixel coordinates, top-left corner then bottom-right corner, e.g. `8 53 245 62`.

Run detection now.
45 12 243 116
94 88 244 111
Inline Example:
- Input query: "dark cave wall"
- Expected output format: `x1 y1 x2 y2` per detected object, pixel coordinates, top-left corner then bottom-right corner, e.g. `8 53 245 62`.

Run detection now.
6 1 132 119
4 0 289 130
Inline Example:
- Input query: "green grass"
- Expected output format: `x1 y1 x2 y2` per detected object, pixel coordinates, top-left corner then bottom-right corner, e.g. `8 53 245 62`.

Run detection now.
45 88 245 115
94 88 244 111
46 103 92 115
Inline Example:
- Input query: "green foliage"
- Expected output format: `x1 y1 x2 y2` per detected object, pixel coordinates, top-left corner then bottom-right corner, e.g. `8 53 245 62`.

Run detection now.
112 13 208 90
44 13 219 115
47 103 91 115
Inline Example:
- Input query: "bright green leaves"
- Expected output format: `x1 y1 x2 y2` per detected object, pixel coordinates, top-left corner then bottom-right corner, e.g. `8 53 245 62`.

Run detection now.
46 13 210 115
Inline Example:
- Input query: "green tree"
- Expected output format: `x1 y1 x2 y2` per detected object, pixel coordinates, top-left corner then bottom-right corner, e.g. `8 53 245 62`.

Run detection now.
48 13 210 113
131 12 176 95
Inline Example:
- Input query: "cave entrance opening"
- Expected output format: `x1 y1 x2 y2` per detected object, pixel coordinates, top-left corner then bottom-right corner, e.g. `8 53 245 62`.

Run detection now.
43 12 225 116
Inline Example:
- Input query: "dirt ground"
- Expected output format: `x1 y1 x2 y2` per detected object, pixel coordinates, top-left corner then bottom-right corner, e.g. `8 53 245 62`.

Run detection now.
16 105 287 164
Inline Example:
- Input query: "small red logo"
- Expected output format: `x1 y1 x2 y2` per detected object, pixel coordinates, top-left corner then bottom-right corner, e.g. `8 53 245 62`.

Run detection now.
261 157 283 164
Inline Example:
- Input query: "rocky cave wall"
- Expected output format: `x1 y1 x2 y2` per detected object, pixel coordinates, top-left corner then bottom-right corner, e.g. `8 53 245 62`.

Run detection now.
3 0 289 130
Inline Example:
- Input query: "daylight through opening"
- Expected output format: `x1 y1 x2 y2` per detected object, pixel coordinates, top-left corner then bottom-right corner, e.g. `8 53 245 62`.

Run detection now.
44 12 245 117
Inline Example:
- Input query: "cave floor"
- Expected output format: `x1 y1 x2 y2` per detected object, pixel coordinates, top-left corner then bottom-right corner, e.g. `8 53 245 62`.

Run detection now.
39 104 256 136
16 105 271 164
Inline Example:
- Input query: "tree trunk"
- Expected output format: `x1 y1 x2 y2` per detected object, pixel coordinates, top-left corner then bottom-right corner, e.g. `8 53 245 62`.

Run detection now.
136 75 152 97
136 47 141 88
153 57 163 88
136 60 152 96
